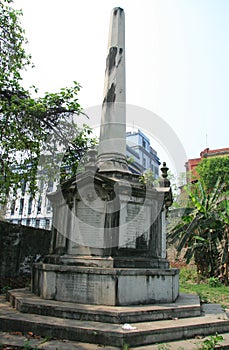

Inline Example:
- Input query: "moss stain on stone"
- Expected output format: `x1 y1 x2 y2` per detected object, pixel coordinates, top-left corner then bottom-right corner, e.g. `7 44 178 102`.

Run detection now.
106 47 117 75
103 83 116 105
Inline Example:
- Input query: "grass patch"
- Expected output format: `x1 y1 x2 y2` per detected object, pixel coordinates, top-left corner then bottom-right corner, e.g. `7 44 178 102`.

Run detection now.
179 266 229 308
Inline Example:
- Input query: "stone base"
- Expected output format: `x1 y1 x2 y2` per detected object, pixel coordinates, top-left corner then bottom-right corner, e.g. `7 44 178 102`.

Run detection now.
32 263 179 306
8 289 201 323
44 255 170 269
2 291 229 348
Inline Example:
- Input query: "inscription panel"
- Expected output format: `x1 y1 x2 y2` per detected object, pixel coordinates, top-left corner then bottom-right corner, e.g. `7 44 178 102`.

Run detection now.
63 277 95 296
69 200 106 250
119 201 151 248
54 202 68 250
55 272 115 304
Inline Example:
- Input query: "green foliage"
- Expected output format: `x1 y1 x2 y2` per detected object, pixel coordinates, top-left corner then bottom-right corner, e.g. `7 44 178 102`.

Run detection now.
157 344 171 350
208 277 222 288
0 0 31 89
59 125 97 183
1 285 11 294
0 0 95 203
197 333 224 350
139 169 155 187
23 339 38 350
127 155 135 164
168 179 229 282
0 275 31 294
179 266 198 283
196 156 229 192
179 267 229 308
197 291 209 304
157 344 185 350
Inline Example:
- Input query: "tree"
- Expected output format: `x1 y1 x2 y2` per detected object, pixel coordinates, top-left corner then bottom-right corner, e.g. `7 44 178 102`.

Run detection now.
59 126 97 183
218 199 229 285
168 178 229 284
196 156 229 192
0 0 94 203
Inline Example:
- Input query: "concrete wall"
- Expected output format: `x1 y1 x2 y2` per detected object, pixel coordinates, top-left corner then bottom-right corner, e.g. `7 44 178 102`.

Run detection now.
0 220 51 278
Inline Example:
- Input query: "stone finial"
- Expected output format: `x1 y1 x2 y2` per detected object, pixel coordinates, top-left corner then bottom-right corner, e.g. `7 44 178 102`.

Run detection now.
84 148 98 172
160 162 170 187
161 162 169 178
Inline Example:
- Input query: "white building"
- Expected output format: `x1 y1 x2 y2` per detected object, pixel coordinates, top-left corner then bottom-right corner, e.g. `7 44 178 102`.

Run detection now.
126 129 160 176
6 177 56 229
5 130 160 229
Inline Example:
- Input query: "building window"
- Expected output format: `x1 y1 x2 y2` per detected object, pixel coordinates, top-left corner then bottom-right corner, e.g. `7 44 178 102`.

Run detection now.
10 200 16 215
26 219 30 226
46 199 52 213
21 181 26 196
142 139 146 149
45 219 50 229
28 197 33 215
143 157 146 168
47 180 53 192
37 196 42 214
35 219 40 228
19 198 24 215
40 179 44 190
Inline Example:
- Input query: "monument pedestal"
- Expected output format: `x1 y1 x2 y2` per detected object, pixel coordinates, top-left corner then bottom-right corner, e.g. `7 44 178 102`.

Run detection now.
32 167 178 306
32 263 179 306
32 163 178 306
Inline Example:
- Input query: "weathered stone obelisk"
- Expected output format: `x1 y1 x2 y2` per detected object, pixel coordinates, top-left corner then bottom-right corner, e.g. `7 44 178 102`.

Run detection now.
97 7 129 173
32 7 179 306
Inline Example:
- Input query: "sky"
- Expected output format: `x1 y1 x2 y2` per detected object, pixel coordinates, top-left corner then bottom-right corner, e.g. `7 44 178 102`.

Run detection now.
14 0 229 174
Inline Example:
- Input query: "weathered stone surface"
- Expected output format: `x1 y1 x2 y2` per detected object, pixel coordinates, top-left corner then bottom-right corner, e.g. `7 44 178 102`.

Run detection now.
8 289 201 323
32 7 177 307
97 7 129 173
0 331 119 350
1 295 229 348
47 172 171 262
0 220 51 278
32 263 179 305
68 199 106 254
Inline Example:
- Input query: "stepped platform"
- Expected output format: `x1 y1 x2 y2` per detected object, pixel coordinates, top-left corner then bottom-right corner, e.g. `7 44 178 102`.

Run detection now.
0 289 229 348
8 289 201 323
1 331 229 350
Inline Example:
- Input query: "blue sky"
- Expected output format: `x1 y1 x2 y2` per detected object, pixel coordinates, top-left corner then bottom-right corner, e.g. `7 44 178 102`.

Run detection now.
14 0 229 169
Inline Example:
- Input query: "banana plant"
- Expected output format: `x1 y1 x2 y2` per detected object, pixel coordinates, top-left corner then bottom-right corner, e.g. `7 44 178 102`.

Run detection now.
168 177 228 282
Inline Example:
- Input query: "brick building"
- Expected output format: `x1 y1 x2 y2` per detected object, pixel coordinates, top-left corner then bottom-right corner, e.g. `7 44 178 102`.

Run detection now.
185 147 229 182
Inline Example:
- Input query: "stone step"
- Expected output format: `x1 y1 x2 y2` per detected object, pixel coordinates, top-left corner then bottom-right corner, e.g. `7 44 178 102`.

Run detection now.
134 332 229 349
1 295 229 348
0 331 119 350
1 330 229 350
8 289 201 324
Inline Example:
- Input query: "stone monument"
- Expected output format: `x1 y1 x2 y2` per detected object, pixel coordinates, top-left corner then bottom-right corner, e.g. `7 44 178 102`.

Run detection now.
5 10 229 349
32 7 179 306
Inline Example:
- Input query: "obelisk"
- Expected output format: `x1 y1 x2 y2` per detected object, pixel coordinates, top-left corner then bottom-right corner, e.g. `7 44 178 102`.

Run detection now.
97 7 130 173
32 7 178 306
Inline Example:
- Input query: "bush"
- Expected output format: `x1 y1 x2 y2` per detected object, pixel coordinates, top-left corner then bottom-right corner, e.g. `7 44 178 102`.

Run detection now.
208 277 222 288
